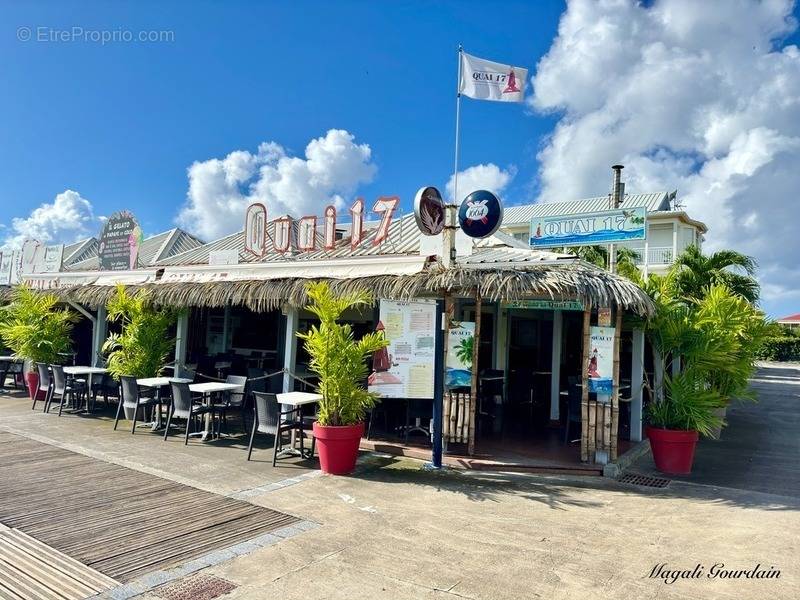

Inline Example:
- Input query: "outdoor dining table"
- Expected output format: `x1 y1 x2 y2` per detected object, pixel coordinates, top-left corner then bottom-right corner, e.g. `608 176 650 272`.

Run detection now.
137 377 193 430
63 366 108 412
276 391 321 457
188 381 244 440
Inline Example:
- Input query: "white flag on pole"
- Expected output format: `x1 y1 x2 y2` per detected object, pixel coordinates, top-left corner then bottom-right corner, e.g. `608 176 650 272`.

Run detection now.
459 51 527 102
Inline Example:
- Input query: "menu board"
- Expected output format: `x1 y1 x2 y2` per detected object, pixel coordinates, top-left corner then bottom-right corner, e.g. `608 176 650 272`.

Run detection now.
368 299 437 399
99 211 143 271
0 251 13 285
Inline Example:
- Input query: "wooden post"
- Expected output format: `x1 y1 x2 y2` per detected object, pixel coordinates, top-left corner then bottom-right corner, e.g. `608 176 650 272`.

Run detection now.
611 309 622 460
580 304 591 462
468 291 482 455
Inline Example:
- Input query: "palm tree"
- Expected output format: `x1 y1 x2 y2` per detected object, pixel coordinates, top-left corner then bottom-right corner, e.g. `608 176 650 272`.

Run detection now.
557 245 641 280
671 245 760 303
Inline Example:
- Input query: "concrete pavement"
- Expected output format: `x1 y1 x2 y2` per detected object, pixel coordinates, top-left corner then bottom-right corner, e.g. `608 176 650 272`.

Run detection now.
0 367 798 599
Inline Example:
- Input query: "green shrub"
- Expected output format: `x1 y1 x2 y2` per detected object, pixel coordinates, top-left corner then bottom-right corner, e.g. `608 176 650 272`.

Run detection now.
756 336 800 362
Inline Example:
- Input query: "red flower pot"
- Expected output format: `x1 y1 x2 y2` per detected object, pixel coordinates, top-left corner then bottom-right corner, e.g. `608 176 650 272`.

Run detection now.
25 372 45 401
646 426 699 475
312 422 364 475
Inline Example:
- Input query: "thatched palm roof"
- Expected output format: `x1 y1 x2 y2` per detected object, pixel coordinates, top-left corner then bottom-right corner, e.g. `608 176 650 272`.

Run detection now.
33 261 654 316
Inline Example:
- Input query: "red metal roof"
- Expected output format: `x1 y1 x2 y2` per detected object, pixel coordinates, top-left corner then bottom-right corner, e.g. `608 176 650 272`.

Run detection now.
778 313 800 322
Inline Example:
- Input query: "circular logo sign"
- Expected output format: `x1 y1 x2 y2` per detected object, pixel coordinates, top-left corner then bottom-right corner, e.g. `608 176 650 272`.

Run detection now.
413 186 445 236
458 190 503 238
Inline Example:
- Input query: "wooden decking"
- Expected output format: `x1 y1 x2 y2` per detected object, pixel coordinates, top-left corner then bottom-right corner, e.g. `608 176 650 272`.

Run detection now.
0 525 118 599
0 432 300 584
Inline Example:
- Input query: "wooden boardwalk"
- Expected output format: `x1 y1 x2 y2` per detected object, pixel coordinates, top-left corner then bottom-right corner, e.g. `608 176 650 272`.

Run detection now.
0 432 300 585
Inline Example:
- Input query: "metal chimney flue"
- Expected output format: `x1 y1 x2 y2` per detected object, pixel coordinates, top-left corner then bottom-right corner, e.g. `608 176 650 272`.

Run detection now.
609 164 624 274
611 164 624 209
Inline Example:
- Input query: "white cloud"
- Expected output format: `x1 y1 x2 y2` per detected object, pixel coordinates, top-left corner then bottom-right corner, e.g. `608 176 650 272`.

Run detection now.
176 129 377 240
446 163 516 202
531 0 800 309
2 190 98 249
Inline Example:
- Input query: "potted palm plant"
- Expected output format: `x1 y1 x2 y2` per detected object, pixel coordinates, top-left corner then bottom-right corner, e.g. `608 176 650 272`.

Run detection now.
0 285 76 399
644 277 769 474
102 285 175 418
297 282 388 475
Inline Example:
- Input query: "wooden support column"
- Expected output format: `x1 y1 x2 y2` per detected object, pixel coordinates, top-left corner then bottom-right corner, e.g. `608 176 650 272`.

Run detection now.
282 306 298 393
630 328 645 442
91 305 107 367
610 309 622 461
468 290 482 456
174 310 189 378
580 305 591 462
550 309 562 422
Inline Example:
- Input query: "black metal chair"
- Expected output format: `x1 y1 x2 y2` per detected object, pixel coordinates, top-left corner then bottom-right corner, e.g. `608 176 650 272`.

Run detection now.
247 392 315 465
214 375 249 435
165 381 217 445
563 376 582 444
91 372 117 410
4 360 23 390
33 363 52 411
114 376 160 433
48 364 86 416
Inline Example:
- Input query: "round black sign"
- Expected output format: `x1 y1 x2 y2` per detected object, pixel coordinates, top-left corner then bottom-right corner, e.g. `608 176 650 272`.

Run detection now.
458 190 503 238
413 186 445 236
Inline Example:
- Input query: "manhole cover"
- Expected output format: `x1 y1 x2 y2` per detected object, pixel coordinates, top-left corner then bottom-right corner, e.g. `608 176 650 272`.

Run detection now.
618 472 671 488
155 573 237 600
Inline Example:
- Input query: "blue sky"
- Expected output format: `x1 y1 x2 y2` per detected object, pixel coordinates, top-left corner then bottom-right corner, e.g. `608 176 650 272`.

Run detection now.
0 0 561 232
3 1 800 318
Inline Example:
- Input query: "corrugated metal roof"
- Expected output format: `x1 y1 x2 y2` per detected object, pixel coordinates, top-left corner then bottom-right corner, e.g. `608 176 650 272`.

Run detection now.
458 246 575 266
502 192 672 225
62 238 98 266
63 227 203 271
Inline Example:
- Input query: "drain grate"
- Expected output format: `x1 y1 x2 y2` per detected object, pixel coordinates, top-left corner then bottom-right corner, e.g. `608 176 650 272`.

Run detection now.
155 574 238 600
618 472 671 488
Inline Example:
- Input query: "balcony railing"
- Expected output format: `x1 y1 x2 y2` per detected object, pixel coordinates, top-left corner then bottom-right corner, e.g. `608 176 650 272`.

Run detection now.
631 246 674 265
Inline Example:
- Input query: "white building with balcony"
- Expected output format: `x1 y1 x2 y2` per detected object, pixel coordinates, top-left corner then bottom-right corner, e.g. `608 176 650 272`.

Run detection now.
499 191 707 275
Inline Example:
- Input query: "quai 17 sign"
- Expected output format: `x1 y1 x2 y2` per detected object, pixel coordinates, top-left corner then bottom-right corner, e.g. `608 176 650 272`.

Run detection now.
244 196 399 258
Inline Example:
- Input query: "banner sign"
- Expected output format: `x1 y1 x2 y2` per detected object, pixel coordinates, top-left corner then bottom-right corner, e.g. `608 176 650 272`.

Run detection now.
529 207 647 248
588 326 615 394
504 300 584 311
368 299 437 399
99 211 143 271
446 321 475 389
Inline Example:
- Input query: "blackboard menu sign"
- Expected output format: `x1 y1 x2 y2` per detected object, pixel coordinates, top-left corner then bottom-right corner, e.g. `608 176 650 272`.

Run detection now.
99 211 143 271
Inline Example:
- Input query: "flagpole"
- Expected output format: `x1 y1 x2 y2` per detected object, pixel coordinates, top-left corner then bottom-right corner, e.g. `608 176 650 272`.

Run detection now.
453 45 463 207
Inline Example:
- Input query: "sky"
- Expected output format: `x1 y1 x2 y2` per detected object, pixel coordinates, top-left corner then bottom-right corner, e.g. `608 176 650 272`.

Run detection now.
1 0 799 318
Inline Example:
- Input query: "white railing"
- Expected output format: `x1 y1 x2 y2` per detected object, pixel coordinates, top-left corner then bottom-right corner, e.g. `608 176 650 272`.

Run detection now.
631 246 674 265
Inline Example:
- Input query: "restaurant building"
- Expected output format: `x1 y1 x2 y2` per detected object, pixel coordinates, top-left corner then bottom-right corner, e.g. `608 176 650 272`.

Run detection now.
13 197 656 475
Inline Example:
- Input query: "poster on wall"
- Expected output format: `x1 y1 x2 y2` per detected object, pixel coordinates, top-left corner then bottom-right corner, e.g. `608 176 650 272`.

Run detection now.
446 322 475 389
368 299 437 399
99 211 143 271
587 326 615 394
0 251 13 285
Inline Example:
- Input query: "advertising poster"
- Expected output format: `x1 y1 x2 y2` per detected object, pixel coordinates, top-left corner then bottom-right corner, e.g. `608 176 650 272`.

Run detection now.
368 299 437 399
446 322 475 389
588 326 615 394
99 211 143 271
0 251 12 285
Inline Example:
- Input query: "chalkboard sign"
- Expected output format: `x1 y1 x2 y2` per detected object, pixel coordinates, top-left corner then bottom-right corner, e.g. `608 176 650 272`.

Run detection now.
99 211 143 271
